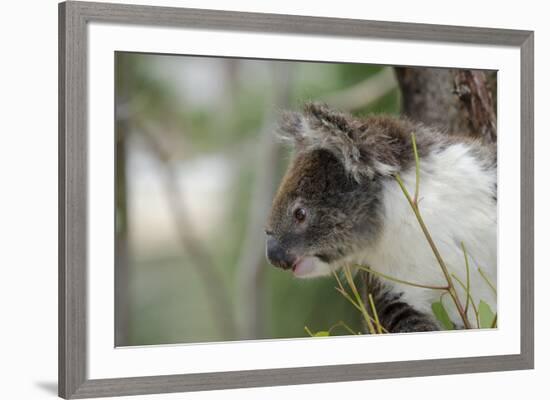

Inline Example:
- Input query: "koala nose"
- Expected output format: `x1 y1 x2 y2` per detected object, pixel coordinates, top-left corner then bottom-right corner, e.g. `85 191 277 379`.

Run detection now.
266 235 294 270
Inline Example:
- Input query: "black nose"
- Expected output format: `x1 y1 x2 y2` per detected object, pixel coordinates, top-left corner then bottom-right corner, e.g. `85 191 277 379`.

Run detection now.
266 235 294 270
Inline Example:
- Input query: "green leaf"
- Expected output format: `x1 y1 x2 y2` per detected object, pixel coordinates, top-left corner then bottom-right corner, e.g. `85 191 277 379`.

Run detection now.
304 326 330 337
478 300 496 329
431 301 454 330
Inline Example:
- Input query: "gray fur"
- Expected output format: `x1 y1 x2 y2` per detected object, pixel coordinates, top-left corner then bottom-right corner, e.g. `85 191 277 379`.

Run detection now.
267 148 384 265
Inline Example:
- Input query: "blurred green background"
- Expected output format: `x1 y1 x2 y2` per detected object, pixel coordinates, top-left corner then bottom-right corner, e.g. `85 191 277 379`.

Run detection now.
115 52 401 346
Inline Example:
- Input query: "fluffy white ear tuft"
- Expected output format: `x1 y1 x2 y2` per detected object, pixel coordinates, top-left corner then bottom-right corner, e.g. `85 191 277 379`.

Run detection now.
277 102 377 181
277 110 307 144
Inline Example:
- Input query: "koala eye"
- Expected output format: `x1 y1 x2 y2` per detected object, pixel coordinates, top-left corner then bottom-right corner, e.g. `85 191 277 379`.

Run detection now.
293 207 307 223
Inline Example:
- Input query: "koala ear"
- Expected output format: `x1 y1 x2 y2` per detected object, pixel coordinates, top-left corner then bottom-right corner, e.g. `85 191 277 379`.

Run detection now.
277 110 307 146
277 102 378 182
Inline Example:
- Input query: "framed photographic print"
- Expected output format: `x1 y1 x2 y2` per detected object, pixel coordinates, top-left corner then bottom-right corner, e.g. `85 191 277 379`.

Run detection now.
58 1 534 398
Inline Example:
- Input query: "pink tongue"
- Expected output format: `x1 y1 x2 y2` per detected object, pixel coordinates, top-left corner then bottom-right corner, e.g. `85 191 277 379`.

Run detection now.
293 257 316 277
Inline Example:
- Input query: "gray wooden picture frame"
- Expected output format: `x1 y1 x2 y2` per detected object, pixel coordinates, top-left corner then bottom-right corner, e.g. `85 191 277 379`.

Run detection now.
59 1 534 398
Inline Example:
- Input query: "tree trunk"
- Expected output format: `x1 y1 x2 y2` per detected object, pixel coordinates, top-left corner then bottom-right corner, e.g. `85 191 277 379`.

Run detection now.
395 67 497 142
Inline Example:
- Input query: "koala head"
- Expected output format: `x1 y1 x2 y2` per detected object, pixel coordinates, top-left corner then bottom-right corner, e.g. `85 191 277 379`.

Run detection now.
265 103 415 278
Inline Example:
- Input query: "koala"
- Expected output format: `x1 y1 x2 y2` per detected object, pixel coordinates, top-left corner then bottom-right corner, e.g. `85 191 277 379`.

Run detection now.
265 103 497 332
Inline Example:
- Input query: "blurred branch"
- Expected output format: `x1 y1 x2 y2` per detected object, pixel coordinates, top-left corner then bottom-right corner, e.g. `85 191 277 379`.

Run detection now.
322 67 398 112
135 120 237 339
235 64 294 339
114 118 130 346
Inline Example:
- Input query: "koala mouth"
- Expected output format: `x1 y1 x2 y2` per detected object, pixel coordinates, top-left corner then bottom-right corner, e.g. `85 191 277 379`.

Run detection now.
291 257 317 277
290 255 334 278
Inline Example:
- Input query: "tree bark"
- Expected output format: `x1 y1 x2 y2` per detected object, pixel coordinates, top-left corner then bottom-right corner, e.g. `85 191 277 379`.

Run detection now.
452 69 497 143
395 67 497 142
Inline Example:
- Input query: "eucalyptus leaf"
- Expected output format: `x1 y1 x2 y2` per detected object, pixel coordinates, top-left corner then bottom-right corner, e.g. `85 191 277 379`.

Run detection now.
431 301 454 330
478 300 496 329
304 326 330 337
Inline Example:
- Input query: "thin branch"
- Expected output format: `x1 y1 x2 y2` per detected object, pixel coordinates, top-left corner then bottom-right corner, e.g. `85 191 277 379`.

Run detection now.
355 265 448 291
343 267 376 334
478 267 497 297
333 271 362 312
411 133 420 204
335 287 362 313
333 270 385 334
304 326 315 337
461 242 472 317
336 321 360 336
368 294 384 334
451 273 480 329
394 133 471 329
333 271 363 313
328 321 360 336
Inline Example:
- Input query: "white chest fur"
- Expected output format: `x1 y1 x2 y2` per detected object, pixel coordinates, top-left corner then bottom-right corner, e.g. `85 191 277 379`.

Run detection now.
359 143 497 328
